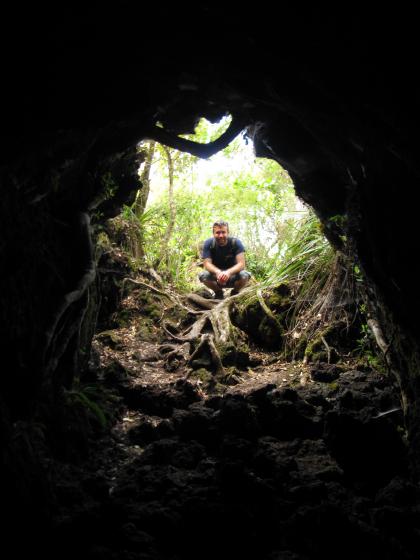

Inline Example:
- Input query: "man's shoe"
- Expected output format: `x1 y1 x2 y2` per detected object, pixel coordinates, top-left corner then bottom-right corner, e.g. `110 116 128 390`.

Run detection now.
213 290 224 300
230 289 239 296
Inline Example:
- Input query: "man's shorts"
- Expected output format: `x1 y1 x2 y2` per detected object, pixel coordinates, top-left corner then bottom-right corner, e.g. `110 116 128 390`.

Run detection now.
199 270 251 288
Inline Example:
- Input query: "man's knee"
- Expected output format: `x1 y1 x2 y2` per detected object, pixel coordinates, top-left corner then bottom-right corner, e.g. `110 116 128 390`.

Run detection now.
229 270 251 287
235 271 251 285
199 271 215 283
238 270 251 282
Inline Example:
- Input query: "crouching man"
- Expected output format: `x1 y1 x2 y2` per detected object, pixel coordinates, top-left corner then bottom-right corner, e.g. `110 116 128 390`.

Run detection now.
199 220 251 299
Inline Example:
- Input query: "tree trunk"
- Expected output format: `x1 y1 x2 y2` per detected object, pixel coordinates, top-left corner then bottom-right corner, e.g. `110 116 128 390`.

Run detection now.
133 140 156 258
155 145 176 269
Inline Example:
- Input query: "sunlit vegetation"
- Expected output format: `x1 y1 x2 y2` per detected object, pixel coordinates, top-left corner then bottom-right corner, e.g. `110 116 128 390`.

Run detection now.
106 116 377 367
118 117 309 290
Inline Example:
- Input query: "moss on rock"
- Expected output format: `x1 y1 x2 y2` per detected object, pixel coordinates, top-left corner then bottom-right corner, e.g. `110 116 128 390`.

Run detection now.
231 283 292 350
219 339 250 368
96 330 124 350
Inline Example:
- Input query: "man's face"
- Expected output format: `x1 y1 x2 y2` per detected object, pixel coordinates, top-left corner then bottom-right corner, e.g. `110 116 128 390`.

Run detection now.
213 225 229 246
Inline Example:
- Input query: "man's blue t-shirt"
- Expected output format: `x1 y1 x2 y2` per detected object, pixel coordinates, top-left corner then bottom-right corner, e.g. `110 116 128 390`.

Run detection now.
201 237 245 269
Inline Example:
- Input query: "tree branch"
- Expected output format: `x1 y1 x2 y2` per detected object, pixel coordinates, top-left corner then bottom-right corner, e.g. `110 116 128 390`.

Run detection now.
144 117 246 159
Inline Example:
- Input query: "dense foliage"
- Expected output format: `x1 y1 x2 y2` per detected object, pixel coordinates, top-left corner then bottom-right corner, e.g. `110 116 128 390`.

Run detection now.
120 117 308 290
109 118 377 367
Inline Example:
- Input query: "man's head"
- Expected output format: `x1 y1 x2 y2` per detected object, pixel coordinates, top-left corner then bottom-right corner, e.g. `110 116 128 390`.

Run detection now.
212 220 229 246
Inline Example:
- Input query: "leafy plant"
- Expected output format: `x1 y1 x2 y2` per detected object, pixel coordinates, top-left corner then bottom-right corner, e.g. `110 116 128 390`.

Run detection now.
235 211 363 361
66 385 108 429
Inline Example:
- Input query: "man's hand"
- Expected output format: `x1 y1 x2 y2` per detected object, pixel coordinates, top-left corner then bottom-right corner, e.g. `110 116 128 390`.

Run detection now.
216 270 231 285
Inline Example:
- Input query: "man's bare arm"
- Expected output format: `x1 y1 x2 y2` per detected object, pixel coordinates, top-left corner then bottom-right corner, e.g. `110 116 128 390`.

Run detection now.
227 252 245 276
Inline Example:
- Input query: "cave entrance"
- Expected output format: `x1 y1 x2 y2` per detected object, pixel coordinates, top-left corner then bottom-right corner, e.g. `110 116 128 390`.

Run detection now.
100 114 373 372
115 116 309 293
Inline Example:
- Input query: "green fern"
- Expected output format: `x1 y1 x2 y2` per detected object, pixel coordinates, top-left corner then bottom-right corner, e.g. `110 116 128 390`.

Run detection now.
67 387 108 429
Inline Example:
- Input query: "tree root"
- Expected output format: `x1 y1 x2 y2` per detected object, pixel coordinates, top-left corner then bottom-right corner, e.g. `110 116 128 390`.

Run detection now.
122 277 204 315
321 335 332 364
188 334 225 377
125 278 249 380
186 293 219 310
159 342 191 372
367 318 389 355
43 212 96 380
256 289 278 322
163 297 248 379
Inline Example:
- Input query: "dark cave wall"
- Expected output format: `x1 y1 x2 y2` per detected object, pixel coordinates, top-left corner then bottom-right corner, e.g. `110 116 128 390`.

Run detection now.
0 139 142 416
250 85 420 468
2 5 420 476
